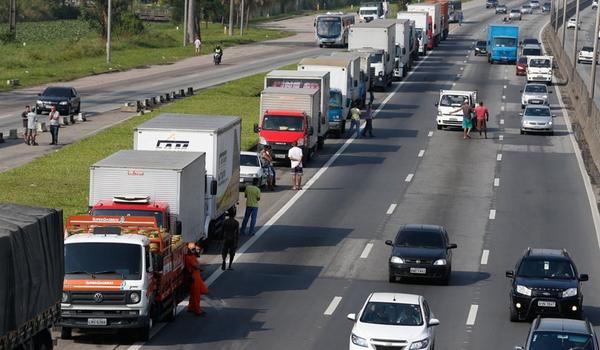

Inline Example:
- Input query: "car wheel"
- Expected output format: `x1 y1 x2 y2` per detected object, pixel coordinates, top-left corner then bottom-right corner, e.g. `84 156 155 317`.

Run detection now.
520 129 525 135
509 303 520 322
440 271 450 285
61 327 72 340
389 274 395 283
437 124 442 130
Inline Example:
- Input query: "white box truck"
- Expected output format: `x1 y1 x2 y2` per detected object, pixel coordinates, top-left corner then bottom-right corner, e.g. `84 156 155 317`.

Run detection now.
330 51 372 107
398 11 430 55
89 150 206 243
348 20 396 90
393 18 412 79
265 70 330 147
407 3 441 46
133 114 241 239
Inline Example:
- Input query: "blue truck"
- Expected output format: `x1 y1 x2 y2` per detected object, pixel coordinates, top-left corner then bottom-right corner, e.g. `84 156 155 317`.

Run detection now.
487 24 519 64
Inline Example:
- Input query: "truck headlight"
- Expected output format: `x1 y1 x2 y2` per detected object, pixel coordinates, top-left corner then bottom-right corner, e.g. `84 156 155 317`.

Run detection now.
433 259 447 265
516 285 532 296
259 137 267 145
562 288 577 297
129 291 141 304
351 333 368 347
62 292 69 303
390 256 404 264
59 101 68 105
410 338 430 349
297 138 305 147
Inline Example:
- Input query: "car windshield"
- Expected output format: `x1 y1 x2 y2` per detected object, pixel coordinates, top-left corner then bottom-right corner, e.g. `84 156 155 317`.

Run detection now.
517 258 576 279
523 39 539 45
530 331 594 350
529 58 551 68
493 37 517 47
65 242 142 279
240 154 259 167
511 9 521 13
525 85 548 93
522 5 531 8
518 56 528 64
360 302 424 326
43 87 71 97
262 115 304 131
582 46 594 52
476 41 486 47
524 107 552 117
91 208 164 228
440 94 469 107
395 230 444 248
329 92 342 108
522 48 542 56
316 17 341 38
498 5 506 8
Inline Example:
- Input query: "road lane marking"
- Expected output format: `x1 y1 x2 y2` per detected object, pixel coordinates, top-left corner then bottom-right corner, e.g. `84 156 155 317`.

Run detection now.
460 67 464 70
386 203 397 214
481 250 490 265
405 173 414 182
452 82 456 86
428 131 434 137
503 85 507 89
494 178 500 187
324 296 343 315
489 209 496 220
501 105 505 111
418 150 425 157
499 135 504 141
500 119 505 125
497 153 502 161
466 305 479 325
360 243 374 258
463 60 467 63
502 95 506 100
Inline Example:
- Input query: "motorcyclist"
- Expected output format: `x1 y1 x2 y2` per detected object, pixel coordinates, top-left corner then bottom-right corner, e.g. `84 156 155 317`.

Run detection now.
213 45 223 64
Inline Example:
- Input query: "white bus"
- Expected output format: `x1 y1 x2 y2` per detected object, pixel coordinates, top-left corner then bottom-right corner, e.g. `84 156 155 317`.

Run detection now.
314 13 355 47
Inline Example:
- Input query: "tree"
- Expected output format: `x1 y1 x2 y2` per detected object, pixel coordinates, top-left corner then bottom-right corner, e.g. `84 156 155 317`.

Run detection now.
81 0 143 38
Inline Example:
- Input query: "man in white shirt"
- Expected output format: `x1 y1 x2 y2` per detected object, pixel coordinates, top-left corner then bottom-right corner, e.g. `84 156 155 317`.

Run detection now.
26 110 39 146
194 37 202 55
287 141 303 190
48 106 60 145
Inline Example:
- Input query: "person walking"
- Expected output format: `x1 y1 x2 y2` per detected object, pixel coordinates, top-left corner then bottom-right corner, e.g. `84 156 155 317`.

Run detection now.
184 242 208 316
241 178 261 235
459 11 464 26
221 209 239 271
348 105 361 138
361 103 375 137
452 99 473 139
48 106 60 145
260 145 275 190
21 106 30 141
194 37 202 55
369 89 375 106
288 141 303 190
474 101 490 139
26 109 39 146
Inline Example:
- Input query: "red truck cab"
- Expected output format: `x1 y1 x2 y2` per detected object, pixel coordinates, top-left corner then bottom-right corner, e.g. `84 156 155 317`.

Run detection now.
91 197 175 234
257 110 315 161
426 15 434 50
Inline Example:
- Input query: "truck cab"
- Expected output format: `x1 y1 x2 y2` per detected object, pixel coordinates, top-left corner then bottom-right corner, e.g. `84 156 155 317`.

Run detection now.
328 89 346 136
435 90 477 130
359 2 384 22
91 196 174 234
257 109 317 161
487 24 519 64
527 55 553 84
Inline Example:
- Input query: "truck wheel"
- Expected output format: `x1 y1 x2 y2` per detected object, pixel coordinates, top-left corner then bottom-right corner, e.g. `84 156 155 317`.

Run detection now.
164 295 177 322
304 147 312 162
60 327 72 340
317 137 324 150
31 328 53 350
139 317 153 341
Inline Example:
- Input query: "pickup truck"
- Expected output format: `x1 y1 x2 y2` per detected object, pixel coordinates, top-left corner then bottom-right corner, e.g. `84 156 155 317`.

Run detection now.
435 90 477 130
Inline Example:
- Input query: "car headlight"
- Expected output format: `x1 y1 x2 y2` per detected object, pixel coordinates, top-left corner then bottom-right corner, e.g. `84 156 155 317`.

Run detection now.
351 333 368 347
297 138 305 147
36 100 43 105
437 110 442 116
516 285 532 296
259 137 267 145
129 291 141 304
390 256 404 264
433 259 447 266
562 288 578 298
62 292 69 303
378 71 383 77
410 338 430 349
59 101 68 105
548 121 553 126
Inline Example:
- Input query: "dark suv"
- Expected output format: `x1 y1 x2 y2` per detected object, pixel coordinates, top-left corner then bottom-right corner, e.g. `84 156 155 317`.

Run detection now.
486 0 498 8
516 317 599 350
36 86 81 116
506 248 588 321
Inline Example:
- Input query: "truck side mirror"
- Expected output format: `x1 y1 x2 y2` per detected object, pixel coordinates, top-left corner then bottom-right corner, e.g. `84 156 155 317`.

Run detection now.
309 126 314 136
253 123 259 133
175 221 182 235
210 180 218 196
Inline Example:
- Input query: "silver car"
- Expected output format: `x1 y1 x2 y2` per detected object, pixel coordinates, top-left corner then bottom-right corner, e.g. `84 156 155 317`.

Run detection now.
521 4 533 14
520 83 551 108
530 0 540 9
520 105 555 135
239 151 266 188
510 9 522 20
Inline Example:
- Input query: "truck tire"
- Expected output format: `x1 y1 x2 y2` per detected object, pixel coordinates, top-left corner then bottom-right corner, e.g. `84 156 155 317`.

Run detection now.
164 295 177 322
138 317 153 342
60 327 72 340
304 147 311 162
33 329 53 350
317 137 324 150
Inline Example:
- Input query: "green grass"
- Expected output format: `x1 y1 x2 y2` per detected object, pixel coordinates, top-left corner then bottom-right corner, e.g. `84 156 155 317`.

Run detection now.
0 20 291 90
0 63 297 219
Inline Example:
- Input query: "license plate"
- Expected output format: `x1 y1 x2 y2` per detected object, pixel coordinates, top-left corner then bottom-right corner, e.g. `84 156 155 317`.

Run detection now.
274 154 285 159
537 301 556 308
449 118 457 121
410 267 427 274
87 318 107 326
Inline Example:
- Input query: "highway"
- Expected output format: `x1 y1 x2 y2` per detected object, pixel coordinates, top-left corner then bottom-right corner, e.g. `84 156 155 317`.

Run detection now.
54 1 600 350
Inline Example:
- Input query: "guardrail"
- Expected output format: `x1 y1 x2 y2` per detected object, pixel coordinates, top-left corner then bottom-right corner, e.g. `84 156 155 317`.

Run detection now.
120 87 195 114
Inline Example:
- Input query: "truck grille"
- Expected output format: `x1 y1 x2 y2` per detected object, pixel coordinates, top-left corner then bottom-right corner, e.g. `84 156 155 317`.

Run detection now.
70 291 128 305
532 287 563 298
403 258 433 264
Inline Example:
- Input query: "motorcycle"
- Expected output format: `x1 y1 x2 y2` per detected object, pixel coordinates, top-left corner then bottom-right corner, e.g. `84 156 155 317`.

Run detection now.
213 51 222 65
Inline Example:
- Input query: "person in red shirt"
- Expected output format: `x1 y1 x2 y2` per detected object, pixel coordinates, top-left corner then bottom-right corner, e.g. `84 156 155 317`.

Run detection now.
185 243 208 316
474 101 490 139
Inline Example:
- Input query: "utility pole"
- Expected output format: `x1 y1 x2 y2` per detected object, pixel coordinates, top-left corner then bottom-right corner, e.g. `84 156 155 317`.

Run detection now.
591 3 600 99
240 0 245 36
562 0 567 46
228 0 234 36
572 0 580 74
107 0 112 64
183 0 189 46
9 0 16 40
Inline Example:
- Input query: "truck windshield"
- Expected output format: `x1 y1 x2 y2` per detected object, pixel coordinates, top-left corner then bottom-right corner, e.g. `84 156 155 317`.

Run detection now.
371 53 383 63
91 209 164 228
440 94 468 107
329 92 343 108
529 59 551 68
360 9 378 15
316 17 342 38
492 38 517 47
263 115 304 131
65 242 142 279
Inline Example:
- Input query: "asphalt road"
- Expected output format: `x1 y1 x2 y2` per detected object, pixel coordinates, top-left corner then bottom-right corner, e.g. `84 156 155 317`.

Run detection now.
54 2 600 350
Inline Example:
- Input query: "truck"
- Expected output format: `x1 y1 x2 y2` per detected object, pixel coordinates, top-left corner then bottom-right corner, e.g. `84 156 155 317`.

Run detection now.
134 114 241 240
407 3 441 46
393 18 413 79
438 1 449 40
359 2 384 22
348 20 396 90
255 87 322 160
0 204 63 350
526 55 553 84
329 52 370 107
61 214 186 341
487 24 519 64
314 13 355 47
398 11 431 54
265 70 331 146
88 150 206 243
435 89 477 130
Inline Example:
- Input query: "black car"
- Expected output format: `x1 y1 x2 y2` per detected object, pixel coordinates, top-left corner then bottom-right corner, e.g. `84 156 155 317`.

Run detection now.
522 38 540 46
486 0 498 8
516 317 599 350
386 224 457 285
474 40 488 56
542 2 551 12
496 4 508 13
36 86 81 116
506 248 588 321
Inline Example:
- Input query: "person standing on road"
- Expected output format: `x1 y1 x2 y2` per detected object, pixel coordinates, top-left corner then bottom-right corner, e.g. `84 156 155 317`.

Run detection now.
452 99 473 139
185 242 208 316
288 141 303 190
348 105 361 138
241 178 261 235
26 109 39 146
369 89 375 106
221 209 239 271
194 37 202 55
48 106 60 145
474 101 490 139
21 106 30 140
459 11 464 26
361 103 375 138
260 145 275 190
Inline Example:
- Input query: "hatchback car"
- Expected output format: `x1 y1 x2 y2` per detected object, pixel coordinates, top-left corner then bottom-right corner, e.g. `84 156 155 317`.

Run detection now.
474 40 488 56
542 2 551 12
239 151 266 188
36 86 81 116
348 293 439 350
521 4 533 13
386 224 457 284
486 0 498 8
506 248 588 321
496 4 508 13
522 38 540 46
521 83 552 108
520 105 555 135
579 46 598 64
516 56 529 75
510 9 522 20
530 0 540 9
567 17 579 29
515 317 599 350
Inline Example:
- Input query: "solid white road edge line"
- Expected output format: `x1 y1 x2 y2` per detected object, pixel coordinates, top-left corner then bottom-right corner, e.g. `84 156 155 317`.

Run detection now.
466 305 479 326
489 209 496 220
386 203 397 215
500 119 505 125
481 250 490 265
324 296 343 315
405 173 414 182
360 243 374 259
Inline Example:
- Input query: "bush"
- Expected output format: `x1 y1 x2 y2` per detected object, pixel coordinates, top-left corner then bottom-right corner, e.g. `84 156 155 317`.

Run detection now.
51 5 81 20
114 12 145 37
0 28 15 44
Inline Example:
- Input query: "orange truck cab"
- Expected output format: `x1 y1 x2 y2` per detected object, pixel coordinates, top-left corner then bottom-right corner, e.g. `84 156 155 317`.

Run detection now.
91 198 176 235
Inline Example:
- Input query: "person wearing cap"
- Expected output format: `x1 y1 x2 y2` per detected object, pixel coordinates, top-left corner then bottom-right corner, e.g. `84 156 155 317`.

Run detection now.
451 99 473 139
184 242 208 316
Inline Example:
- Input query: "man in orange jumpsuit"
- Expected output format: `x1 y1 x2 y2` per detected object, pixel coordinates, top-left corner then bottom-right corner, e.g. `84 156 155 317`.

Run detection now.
185 243 208 316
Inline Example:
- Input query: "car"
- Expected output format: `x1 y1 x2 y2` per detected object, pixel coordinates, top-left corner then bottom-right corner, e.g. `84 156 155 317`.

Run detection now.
530 0 540 9
522 38 540 46
542 2 551 12
593 0 598 9
239 151 267 188
35 86 81 116
510 9 523 20
521 4 533 14
578 46 598 64
506 248 588 321
474 40 488 55
515 317 599 350
520 106 556 135
385 224 457 284
522 44 542 57
516 56 529 75
347 293 439 350
520 83 552 108
567 17 580 29
486 0 498 8
496 4 508 13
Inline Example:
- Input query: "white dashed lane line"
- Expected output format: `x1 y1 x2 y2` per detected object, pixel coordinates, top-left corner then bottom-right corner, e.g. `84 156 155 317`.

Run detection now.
324 296 343 316
466 305 479 326
500 119 505 125
386 203 397 215
428 131 434 137
499 135 504 141
497 154 503 161
481 250 490 265
418 150 425 157
494 178 500 187
489 209 496 220
405 173 414 182
360 243 374 259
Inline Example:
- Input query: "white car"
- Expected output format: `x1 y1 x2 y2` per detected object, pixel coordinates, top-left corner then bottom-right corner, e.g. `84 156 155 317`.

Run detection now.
239 151 266 187
530 0 540 9
593 0 598 9
348 293 439 350
520 83 551 108
566 17 579 29
578 46 598 63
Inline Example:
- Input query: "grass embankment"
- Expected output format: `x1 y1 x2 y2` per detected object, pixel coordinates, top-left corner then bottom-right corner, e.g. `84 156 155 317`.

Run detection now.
0 20 290 90
0 64 296 219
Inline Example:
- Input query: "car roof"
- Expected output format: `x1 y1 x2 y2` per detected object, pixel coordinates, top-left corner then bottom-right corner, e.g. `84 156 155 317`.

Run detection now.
524 248 570 259
401 224 444 233
535 318 592 334
368 292 421 304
